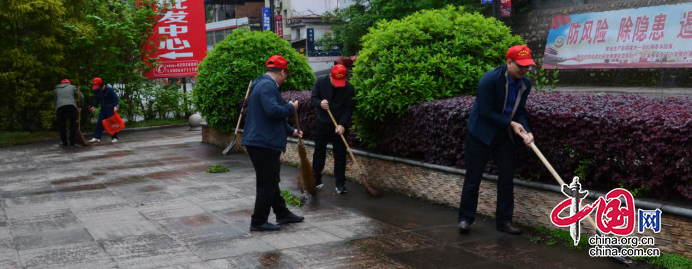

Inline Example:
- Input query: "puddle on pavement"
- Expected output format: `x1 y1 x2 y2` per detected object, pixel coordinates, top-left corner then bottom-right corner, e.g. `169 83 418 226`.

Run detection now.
138 185 163 192
92 172 107 176
146 170 187 180
132 145 166 151
97 162 165 171
0 189 56 199
51 176 95 185
179 215 214 226
57 183 108 192
105 150 135 158
184 165 210 173
105 175 148 186
258 252 285 267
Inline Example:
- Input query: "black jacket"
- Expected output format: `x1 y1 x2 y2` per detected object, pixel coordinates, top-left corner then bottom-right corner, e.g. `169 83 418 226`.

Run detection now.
310 75 355 128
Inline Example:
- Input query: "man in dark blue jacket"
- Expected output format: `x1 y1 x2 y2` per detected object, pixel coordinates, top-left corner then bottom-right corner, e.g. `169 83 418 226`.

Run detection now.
458 45 536 235
88 77 120 143
242 55 305 232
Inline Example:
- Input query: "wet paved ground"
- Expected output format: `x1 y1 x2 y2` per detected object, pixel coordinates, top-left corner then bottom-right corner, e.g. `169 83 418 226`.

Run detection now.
0 127 639 268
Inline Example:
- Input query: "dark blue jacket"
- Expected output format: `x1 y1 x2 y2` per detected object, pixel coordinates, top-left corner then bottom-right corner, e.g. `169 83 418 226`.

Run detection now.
92 85 119 117
241 74 296 152
467 65 532 146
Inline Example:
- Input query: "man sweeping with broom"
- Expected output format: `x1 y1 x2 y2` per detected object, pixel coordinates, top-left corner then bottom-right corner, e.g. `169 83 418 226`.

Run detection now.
310 64 355 194
458 45 535 235
54 79 84 149
242 55 305 232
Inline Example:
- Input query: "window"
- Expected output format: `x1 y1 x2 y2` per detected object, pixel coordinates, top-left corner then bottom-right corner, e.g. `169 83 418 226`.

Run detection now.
207 32 214 46
215 30 224 44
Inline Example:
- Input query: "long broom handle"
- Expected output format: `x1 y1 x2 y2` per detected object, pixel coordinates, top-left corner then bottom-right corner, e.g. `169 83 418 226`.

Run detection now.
326 109 365 176
234 80 252 135
529 142 599 230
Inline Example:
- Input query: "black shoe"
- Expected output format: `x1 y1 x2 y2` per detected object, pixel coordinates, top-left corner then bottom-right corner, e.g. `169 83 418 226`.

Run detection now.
497 223 522 235
60 144 69 149
335 185 347 194
69 144 81 149
276 213 305 224
250 222 281 232
458 221 470 233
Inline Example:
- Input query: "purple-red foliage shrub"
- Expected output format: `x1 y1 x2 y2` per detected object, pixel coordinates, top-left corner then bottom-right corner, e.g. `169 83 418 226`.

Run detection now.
238 91 692 200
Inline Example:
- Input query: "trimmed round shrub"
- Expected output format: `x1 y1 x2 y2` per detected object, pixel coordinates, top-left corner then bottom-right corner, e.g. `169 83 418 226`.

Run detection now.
352 6 524 145
193 30 315 132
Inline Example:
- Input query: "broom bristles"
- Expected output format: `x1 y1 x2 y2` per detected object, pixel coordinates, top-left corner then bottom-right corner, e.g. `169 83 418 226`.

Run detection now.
75 113 90 146
297 139 316 196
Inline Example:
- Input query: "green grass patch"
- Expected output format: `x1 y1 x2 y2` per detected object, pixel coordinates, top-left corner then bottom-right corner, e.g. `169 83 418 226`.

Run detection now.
284 161 300 168
126 118 188 128
531 225 692 268
523 234 542 244
206 164 229 173
0 131 58 147
281 190 303 207
638 253 692 269
533 226 550 234
549 228 590 251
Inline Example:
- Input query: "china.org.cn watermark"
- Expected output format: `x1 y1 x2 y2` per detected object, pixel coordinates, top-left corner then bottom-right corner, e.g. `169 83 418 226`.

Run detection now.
551 177 662 258
588 235 660 257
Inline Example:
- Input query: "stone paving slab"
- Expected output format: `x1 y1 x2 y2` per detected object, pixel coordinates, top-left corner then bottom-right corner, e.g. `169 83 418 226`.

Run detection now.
0 126 649 268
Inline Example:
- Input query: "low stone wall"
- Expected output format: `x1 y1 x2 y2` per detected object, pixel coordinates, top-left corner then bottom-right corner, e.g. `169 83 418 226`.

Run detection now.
203 125 692 258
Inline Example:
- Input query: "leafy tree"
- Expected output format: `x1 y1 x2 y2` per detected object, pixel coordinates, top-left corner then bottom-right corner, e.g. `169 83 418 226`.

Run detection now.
0 0 71 130
63 0 159 123
320 0 487 56
193 30 315 133
0 0 159 131
351 6 523 146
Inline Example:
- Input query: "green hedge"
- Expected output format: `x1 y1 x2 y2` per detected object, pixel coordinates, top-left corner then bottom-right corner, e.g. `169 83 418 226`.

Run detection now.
193 30 315 133
351 6 523 146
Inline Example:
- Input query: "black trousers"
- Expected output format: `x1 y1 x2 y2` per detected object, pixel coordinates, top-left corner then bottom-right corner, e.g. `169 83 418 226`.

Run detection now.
312 121 348 186
458 131 515 226
56 105 78 146
247 146 291 226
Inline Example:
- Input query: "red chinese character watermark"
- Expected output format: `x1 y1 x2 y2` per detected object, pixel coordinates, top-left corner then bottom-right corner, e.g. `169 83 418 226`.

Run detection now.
551 188 636 236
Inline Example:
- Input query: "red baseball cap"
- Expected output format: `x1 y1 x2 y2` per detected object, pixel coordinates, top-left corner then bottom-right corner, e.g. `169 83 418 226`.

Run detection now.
61 79 70 84
330 64 347 88
266 55 289 70
92 77 103 90
507 45 536 66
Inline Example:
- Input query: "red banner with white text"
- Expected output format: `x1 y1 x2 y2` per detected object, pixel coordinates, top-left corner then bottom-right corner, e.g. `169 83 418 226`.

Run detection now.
143 0 207 78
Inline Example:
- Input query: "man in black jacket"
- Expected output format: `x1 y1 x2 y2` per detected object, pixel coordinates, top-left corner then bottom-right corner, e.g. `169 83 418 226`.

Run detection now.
311 64 355 194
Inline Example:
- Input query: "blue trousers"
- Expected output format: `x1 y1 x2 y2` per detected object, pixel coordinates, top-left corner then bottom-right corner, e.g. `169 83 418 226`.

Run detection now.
458 131 515 226
93 110 119 139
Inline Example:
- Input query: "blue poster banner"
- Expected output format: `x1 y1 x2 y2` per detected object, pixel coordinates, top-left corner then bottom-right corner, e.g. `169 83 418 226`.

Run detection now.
544 3 692 69
262 7 270 31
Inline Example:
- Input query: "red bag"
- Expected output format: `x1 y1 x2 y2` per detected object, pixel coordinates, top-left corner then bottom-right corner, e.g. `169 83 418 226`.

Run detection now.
102 111 125 135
